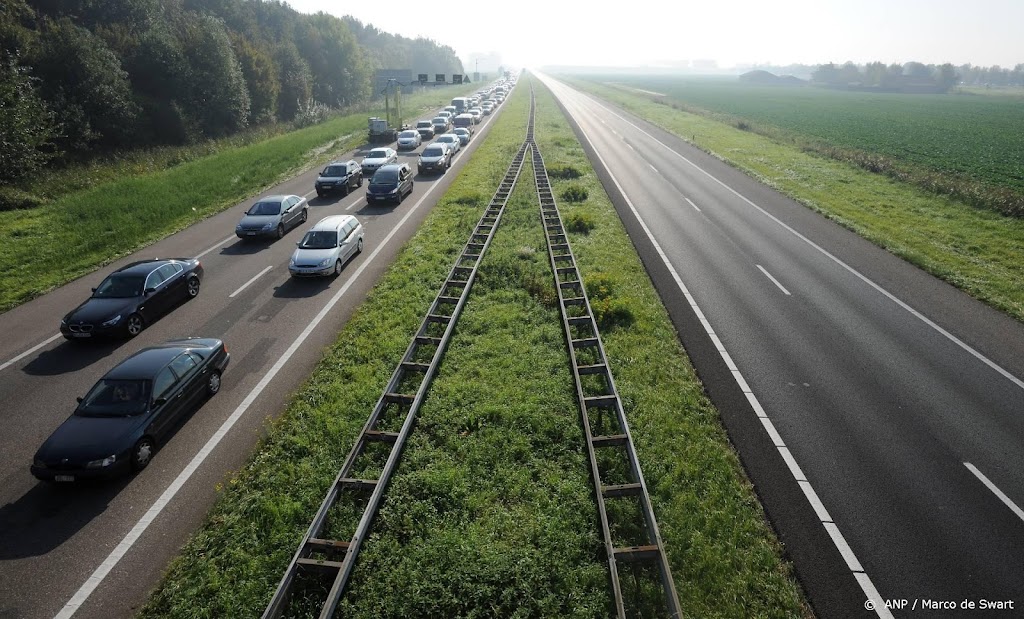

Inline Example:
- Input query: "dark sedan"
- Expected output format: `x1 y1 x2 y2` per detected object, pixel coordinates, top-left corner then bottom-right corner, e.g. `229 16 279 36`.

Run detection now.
31 338 230 481
60 258 203 340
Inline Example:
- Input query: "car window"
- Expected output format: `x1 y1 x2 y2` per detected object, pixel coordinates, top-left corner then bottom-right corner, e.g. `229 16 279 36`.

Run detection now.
423 147 445 157
368 149 389 159
146 267 167 290
169 352 198 380
157 263 181 282
372 170 399 183
299 230 339 249
248 201 281 216
323 165 345 176
94 274 145 298
153 366 178 401
76 378 150 417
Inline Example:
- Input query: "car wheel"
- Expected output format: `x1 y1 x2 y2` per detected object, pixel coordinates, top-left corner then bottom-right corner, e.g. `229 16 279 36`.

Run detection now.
207 370 222 396
125 313 144 338
356 238 363 254
186 276 200 299
276 224 284 239
333 260 342 277
131 437 155 471
341 182 349 196
316 190 324 198
357 174 363 187
397 190 403 205
301 208 308 223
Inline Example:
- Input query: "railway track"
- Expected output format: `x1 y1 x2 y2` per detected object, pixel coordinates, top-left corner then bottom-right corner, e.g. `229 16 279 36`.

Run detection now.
265 84 679 618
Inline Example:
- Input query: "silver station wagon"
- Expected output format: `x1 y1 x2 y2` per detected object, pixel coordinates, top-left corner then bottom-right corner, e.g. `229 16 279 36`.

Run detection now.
288 215 364 278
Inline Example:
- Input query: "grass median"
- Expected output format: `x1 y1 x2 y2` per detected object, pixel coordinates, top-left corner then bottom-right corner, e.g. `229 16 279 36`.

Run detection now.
139 80 807 617
559 77 1024 324
0 84 474 313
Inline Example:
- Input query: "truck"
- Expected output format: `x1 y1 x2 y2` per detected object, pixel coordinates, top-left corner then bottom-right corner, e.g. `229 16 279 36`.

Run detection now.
368 79 406 143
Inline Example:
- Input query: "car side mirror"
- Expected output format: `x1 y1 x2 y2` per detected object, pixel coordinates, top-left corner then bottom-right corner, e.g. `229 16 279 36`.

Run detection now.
145 287 156 295
295 241 301 247
76 397 83 403
90 287 96 293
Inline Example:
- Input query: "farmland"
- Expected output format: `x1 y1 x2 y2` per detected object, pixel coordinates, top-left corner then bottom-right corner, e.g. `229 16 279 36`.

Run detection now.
586 75 1024 211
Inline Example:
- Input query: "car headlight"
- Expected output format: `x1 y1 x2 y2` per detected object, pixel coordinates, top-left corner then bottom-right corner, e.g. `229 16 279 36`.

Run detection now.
289 256 296 266
33 457 47 469
235 223 243 230
101 315 122 327
389 188 398 194
86 455 116 468
262 222 275 231
318 257 332 267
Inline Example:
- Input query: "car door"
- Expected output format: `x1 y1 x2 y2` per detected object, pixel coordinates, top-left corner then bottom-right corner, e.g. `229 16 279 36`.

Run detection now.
148 364 182 441
281 197 297 227
142 266 170 317
158 263 186 303
340 220 356 261
169 351 205 411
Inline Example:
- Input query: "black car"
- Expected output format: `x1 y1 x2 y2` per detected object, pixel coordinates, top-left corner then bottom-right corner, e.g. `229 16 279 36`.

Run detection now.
417 143 452 175
315 160 362 198
60 258 203 340
366 163 415 205
31 338 230 481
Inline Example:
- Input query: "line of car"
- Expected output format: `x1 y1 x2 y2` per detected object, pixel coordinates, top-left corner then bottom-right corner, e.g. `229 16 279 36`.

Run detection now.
35 79 513 483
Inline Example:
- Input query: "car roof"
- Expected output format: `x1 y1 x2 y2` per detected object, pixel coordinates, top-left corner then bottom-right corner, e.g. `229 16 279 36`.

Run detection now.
258 195 291 202
114 259 179 275
376 163 406 173
326 159 356 166
105 346 188 379
310 214 355 231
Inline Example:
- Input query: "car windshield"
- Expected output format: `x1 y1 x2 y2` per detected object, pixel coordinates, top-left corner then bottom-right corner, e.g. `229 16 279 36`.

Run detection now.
417 121 431 128
439 136 455 143
93 273 145 298
455 129 468 135
367 150 389 159
372 171 399 184
76 379 151 417
399 131 418 138
298 230 338 249
423 147 444 157
322 166 346 177
247 201 281 216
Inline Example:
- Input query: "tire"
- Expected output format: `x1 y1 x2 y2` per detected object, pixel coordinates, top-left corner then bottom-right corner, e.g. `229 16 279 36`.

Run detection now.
207 370 222 396
276 224 284 239
396 190 403 205
341 182 349 196
131 437 155 471
125 313 144 338
357 174 363 187
301 208 308 223
333 260 342 277
356 238 363 254
186 276 200 299
316 190 324 199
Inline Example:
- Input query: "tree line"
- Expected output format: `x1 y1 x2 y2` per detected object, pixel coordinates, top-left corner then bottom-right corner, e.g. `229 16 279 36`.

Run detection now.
0 0 464 185
811 61 1024 92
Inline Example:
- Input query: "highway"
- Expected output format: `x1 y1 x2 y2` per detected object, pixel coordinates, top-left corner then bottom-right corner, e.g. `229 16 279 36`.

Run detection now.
0 99 505 619
535 72 1024 618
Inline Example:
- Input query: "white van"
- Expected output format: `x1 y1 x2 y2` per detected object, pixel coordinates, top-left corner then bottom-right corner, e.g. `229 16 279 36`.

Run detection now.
451 97 469 114
453 113 475 132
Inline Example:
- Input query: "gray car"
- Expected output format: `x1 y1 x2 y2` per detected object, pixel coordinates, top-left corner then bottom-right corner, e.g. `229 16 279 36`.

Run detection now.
235 194 308 240
288 215 364 278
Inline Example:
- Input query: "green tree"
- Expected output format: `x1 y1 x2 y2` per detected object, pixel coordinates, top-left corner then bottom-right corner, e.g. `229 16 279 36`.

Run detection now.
863 61 886 87
180 13 250 137
232 34 280 124
275 40 311 120
32 17 139 149
0 54 58 182
935 63 958 91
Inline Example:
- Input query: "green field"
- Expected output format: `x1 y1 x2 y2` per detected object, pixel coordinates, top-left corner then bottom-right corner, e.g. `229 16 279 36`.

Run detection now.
586 75 1024 215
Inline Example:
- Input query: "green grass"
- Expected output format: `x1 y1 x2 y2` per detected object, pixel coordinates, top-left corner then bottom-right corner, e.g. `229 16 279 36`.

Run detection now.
138 79 808 617
0 84 475 313
562 77 1024 323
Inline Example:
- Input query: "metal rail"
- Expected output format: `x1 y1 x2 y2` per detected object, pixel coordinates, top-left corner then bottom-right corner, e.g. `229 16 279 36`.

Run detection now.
528 101 682 617
263 101 535 618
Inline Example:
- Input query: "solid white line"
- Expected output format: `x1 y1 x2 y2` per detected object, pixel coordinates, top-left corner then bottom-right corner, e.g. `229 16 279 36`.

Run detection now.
228 265 273 298
756 264 792 295
965 462 1024 523
648 163 658 173
685 197 701 212
582 86 1024 393
0 333 62 372
54 157 453 619
196 235 235 259
542 74 891 617
346 198 364 212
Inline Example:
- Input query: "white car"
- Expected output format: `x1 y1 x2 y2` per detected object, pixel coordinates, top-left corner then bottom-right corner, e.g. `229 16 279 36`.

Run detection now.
361 147 397 176
434 133 461 154
289 215 364 278
397 130 421 150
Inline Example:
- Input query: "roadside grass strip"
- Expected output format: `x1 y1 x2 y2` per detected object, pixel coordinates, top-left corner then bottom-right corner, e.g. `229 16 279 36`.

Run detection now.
140 81 808 617
562 78 1024 324
0 84 474 313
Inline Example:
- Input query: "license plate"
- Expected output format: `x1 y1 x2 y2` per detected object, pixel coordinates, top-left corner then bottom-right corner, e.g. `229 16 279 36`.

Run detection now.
71 332 91 338
246 231 257 236
55 475 75 482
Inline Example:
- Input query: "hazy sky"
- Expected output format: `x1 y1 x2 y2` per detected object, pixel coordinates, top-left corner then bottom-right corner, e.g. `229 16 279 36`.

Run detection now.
285 0 1023 70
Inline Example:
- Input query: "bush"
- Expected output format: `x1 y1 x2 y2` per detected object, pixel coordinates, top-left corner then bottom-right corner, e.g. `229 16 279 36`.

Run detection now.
592 297 634 330
292 98 331 129
0 187 44 211
548 164 583 180
565 211 596 234
560 184 588 203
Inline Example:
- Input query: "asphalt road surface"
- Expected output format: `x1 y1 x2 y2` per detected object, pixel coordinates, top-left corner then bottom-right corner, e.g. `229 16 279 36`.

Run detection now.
536 72 1024 619
0 97 506 619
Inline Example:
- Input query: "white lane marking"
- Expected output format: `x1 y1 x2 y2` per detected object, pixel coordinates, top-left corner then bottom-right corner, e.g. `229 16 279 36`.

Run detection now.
0 333 62 372
965 462 1024 523
545 75 893 619
756 264 792 296
196 235 235 259
648 163 658 173
685 197 701 212
578 85 1024 393
54 156 454 619
228 265 273 298
346 198 364 212
626 142 634 150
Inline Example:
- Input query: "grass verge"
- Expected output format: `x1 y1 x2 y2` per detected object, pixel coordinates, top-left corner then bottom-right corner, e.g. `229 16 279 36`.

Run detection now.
139 80 807 617
561 78 1024 324
0 84 474 313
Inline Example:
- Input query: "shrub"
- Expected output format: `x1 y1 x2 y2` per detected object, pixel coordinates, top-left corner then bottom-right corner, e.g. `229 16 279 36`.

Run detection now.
560 184 588 203
565 211 596 235
293 98 331 129
548 165 583 180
